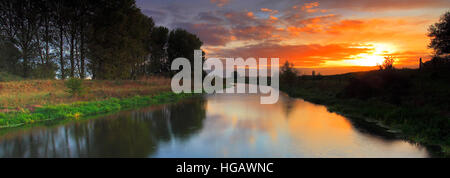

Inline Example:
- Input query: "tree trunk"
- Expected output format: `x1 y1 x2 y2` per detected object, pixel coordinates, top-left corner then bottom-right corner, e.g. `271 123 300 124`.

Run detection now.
80 25 85 79
22 49 29 78
70 31 75 78
59 26 65 80
45 21 50 65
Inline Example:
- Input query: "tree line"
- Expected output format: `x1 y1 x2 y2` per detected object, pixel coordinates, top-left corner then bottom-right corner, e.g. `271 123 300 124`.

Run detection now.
0 0 203 80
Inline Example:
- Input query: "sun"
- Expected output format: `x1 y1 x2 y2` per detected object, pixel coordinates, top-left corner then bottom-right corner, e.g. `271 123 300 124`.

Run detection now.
345 43 397 67
348 53 386 66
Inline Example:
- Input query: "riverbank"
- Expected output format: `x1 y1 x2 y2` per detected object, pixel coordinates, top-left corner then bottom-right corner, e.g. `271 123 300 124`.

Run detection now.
0 92 197 128
0 78 201 128
0 78 171 110
280 70 450 157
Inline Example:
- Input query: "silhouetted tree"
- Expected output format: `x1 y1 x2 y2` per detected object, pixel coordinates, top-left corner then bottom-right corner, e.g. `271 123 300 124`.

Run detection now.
0 0 41 78
149 26 169 75
0 0 202 80
379 56 395 71
0 40 21 75
428 11 450 56
167 29 203 76
280 61 298 85
87 0 153 80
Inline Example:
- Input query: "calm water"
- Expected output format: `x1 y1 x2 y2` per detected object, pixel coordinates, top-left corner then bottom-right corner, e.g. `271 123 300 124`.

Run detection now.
0 89 430 158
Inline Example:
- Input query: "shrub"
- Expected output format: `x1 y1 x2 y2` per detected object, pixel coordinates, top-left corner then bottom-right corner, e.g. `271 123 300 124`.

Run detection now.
340 70 412 104
280 61 298 88
65 78 85 97
378 56 396 71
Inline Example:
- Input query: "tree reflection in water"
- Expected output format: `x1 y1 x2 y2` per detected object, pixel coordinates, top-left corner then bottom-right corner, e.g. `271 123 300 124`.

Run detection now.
0 98 207 158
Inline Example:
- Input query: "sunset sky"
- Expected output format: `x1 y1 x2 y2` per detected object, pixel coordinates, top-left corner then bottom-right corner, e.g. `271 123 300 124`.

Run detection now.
137 0 449 75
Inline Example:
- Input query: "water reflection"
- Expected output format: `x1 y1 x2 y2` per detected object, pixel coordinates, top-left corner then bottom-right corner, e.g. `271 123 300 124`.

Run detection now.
0 99 206 158
0 92 429 158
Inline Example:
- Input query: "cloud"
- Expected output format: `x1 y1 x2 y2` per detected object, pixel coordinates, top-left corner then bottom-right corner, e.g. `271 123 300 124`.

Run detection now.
260 8 279 15
172 23 232 46
301 2 320 13
213 43 373 66
137 0 443 71
142 9 168 25
317 0 450 11
197 11 224 23
261 8 273 12
221 10 278 41
389 51 433 66
302 2 320 10
210 0 230 7
285 14 338 35
326 20 366 34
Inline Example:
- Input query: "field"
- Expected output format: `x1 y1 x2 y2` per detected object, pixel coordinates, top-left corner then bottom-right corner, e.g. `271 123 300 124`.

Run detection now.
0 77 171 111
0 77 205 129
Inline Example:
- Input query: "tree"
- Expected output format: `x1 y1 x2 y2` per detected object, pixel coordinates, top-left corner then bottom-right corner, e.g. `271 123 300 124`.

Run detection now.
0 40 21 75
167 29 203 76
0 0 41 78
87 0 153 80
50 0 68 79
280 61 298 85
0 0 202 80
379 56 395 71
149 26 169 75
428 11 450 56
35 0 56 79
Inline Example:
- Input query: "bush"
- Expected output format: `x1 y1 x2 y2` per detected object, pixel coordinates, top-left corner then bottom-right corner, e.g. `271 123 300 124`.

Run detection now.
65 78 85 97
378 56 395 71
340 70 412 104
280 61 298 88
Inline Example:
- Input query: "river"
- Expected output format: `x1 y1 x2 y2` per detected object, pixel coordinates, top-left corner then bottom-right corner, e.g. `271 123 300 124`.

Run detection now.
0 89 430 158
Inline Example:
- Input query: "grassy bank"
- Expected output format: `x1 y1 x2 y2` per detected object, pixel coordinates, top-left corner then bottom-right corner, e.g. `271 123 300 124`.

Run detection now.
281 70 450 157
0 77 201 128
0 92 197 128
0 77 171 110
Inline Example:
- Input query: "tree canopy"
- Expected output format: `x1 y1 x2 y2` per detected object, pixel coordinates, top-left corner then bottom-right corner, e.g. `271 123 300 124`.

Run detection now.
428 11 450 56
0 0 203 80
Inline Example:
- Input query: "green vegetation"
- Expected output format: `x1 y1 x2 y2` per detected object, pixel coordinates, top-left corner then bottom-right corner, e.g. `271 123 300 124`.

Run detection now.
0 92 197 128
0 72 23 82
280 67 450 157
278 11 450 157
0 0 203 80
0 78 171 108
64 78 85 96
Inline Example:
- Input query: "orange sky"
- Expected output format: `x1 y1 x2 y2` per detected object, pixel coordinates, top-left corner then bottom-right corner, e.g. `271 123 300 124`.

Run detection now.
138 0 449 75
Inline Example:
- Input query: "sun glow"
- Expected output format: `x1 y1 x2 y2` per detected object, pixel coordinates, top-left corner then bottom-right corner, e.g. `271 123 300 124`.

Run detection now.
344 43 397 66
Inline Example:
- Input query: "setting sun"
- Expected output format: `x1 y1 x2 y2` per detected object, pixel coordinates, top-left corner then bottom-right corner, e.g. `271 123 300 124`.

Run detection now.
344 43 397 66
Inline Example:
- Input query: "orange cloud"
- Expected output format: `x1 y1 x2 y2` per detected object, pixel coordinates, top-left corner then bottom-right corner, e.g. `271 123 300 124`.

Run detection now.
317 0 450 11
261 8 279 15
285 14 337 36
299 2 328 13
302 2 320 10
210 0 229 7
184 2 440 72
214 43 373 67
326 20 366 34
261 8 272 12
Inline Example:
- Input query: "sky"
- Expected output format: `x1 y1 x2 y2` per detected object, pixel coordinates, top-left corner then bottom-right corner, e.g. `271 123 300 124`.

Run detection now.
136 0 449 75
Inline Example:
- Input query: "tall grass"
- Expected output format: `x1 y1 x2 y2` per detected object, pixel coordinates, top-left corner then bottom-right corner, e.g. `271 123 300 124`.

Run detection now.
0 92 197 128
0 77 171 109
